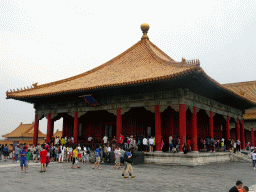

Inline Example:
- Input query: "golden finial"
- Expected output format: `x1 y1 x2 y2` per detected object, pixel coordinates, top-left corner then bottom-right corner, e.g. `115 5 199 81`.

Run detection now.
141 23 150 40
182 57 186 64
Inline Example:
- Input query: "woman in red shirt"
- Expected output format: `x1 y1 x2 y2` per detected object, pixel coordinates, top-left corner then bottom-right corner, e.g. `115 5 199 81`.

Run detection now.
40 145 47 172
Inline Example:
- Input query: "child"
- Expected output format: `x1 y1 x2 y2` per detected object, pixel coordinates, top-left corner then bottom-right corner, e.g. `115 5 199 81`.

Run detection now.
26 149 31 165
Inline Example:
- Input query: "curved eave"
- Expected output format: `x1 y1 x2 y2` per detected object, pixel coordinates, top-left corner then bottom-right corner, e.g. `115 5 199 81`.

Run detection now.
6 67 199 101
198 70 256 109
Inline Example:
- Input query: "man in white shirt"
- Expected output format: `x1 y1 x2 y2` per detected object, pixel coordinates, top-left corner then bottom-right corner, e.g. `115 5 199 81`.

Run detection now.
58 144 65 163
252 150 256 169
143 137 148 152
106 145 111 162
148 136 154 152
103 135 108 145
237 139 241 152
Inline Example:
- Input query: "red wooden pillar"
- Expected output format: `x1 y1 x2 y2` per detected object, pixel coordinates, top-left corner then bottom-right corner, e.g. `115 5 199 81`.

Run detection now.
33 114 39 146
236 118 240 141
73 112 79 144
251 128 255 146
46 113 52 143
191 106 198 151
226 116 230 140
179 104 186 152
209 111 214 138
116 108 122 138
155 105 161 152
240 120 245 150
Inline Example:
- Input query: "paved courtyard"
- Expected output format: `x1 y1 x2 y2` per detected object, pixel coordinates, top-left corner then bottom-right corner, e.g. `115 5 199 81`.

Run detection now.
0 160 255 192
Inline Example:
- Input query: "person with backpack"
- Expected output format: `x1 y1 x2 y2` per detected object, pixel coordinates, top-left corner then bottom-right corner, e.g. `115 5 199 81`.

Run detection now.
123 149 135 178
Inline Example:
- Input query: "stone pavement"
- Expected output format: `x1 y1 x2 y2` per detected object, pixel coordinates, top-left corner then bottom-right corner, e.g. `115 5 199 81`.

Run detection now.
0 160 255 192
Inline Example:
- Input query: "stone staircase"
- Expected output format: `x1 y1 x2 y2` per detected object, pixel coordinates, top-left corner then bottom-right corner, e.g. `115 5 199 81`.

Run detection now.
230 151 252 162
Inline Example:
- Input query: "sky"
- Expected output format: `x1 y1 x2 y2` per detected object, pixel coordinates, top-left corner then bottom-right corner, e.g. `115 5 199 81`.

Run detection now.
0 0 256 139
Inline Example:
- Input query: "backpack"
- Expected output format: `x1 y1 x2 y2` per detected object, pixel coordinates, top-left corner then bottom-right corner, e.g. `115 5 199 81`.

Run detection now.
123 152 132 163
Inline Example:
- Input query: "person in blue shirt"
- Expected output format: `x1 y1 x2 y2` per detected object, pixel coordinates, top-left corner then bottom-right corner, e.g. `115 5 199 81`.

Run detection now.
3 144 9 161
92 145 101 170
19 146 28 173
124 149 135 178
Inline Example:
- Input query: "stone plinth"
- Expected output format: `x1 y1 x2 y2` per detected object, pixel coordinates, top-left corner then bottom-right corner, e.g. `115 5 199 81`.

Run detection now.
144 152 237 166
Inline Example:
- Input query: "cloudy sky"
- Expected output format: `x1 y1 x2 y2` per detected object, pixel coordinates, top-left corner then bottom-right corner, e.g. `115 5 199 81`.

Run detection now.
0 0 256 138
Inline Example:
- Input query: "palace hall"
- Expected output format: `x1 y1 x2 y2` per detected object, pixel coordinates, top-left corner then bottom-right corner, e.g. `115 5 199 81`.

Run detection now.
6 23 256 153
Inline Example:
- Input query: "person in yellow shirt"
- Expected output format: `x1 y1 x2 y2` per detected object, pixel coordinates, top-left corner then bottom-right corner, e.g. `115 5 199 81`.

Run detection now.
71 146 80 169
60 137 65 146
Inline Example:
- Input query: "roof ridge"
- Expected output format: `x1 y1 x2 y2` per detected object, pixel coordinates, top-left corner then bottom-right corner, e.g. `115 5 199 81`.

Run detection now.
147 40 175 61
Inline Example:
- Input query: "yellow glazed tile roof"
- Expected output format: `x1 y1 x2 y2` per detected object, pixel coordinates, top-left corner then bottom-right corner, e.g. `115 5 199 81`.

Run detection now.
6 38 199 99
2 123 46 138
223 80 256 103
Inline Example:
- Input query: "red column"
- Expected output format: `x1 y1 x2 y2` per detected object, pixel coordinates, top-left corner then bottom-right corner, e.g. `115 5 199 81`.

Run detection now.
33 114 39 146
251 128 255 147
116 108 122 139
73 112 79 144
236 118 240 141
226 116 230 140
46 113 52 143
209 111 213 138
179 104 186 152
240 120 245 150
155 105 161 151
191 106 198 151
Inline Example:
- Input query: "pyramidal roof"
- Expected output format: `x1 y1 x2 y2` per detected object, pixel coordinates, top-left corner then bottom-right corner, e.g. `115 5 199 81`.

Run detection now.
6 23 200 99
2 122 46 138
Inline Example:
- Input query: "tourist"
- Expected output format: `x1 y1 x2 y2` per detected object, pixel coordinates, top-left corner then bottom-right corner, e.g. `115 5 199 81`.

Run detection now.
59 144 65 163
242 186 249 192
132 135 137 149
246 142 250 151
65 136 68 146
187 137 191 152
71 137 74 144
210 137 215 152
106 145 111 162
251 149 256 169
50 143 56 162
127 136 131 148
112 136 117 151
92 145 101 170
161 136 164 151
231 138 235 151
173 137 178 152
103 135 108 146
86 146 90 164
19 146 28 173
123 149 135 178
168 135 173 152
71 146 80 169
148 136 154 152
120 147 125 168
233 141 237 153
237 139 241 152
3 144 9 161
61 137 65 146
82 146 86 164
14 145 20 162
229 180 243 192
101 144 107 163
26 149 31 165
55 136 59 147
118 134 124 147
182 142 188 154
143 137 148 152
124 135 128 149
114 146 121 169
77 144 82 162
40 144 47 172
